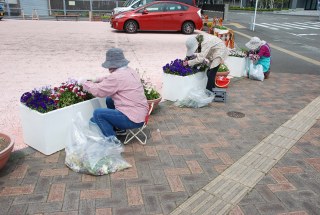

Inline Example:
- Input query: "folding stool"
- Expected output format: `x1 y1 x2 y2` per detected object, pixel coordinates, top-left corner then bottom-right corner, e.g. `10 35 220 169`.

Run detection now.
124 103 154 145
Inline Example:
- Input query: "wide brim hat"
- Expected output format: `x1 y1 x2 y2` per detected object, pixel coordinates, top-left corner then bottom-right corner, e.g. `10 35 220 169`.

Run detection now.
185 36 198 57
102 48 129 69
245 37 263 50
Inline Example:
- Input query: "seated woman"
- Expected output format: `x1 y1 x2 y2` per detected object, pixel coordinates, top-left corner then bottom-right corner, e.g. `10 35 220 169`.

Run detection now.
246 37 271 79
79 48 149 139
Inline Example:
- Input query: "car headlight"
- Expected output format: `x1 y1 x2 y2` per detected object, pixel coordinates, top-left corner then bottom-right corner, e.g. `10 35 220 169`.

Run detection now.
114 14 125 19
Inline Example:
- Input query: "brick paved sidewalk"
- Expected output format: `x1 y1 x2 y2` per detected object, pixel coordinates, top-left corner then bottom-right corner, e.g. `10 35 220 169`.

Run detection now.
0 72 319 215
230 119 320 215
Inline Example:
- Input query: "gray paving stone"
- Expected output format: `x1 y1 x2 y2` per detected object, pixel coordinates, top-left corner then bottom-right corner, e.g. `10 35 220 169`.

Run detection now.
150 169 168 185
256 203 288 215
66 182 95 191
95 198 127 208
52 174 82 183
276 191 308 209
159 192 189 205
158 150 175 167
34 177 52 194
126 178 153 186
12 193 47 205
255 185 279 203
62 190 80 211
7 203 28 215
141 184 171 194
183 181 209 197
295 190 319 200
257 175 276 185
79 199 95 215
114 206 146 215
95 174 111 189
144 194 163 214
171 155 188 168
239 204 261 215
302 201 320 215
0 197 13 215
238 188 266 205
27 202 63 214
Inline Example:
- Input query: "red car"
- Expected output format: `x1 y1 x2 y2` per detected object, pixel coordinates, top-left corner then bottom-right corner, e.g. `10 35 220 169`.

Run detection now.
111 1 203 34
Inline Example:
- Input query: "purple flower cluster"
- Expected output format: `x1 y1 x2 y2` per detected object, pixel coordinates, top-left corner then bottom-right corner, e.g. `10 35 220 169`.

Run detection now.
20 90 56 113
163 59 202 76
20 78 94 114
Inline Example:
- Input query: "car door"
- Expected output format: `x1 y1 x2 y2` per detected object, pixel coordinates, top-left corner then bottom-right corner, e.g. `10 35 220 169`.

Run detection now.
161 3 189 30
135 2 166 30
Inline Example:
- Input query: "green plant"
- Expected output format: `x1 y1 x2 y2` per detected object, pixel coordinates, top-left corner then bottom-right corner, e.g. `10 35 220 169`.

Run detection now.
207 22 213 28
20 79 94 113
218 64 229 72
101 15 111 19
214 25 228 30
138 70 161 100
144 88 161 100
228 48 247 58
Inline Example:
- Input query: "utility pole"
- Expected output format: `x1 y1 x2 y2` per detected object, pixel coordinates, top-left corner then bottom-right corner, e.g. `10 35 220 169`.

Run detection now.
252 0 258 31
63 0 66 15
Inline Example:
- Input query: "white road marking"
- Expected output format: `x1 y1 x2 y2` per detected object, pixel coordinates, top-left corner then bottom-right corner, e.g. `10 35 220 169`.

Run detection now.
254 23 279 30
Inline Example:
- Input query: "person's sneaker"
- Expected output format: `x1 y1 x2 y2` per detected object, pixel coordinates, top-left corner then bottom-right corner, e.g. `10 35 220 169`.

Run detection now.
115 129 128 136
90 117 97 124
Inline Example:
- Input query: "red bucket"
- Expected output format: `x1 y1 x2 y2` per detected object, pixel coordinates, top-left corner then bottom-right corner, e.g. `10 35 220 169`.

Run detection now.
215 76 230 88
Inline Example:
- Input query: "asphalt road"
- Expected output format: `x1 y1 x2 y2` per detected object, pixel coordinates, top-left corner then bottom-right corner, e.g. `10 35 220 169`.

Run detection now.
225 11 320 75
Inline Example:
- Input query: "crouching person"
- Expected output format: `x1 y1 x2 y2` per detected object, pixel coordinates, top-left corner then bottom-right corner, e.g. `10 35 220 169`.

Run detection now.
79 48 148 139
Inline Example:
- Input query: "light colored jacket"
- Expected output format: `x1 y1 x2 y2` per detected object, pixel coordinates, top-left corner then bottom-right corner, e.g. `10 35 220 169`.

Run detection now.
188 34 228 69
83 67 148 123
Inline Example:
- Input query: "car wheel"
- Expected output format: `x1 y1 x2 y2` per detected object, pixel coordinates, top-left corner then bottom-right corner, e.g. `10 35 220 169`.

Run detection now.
124 20 138 33
182 21 195 34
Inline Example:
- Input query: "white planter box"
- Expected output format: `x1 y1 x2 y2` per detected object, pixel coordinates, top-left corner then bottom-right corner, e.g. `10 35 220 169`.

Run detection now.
162 72 208 102
20 98 106 155
214 28 229 35
225 56 246 77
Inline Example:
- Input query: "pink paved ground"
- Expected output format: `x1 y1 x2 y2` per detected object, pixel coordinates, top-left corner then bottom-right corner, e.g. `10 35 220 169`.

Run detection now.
1 20 194 151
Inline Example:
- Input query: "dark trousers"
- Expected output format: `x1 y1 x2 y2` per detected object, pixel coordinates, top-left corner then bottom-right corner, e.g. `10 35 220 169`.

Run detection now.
206 66 219 92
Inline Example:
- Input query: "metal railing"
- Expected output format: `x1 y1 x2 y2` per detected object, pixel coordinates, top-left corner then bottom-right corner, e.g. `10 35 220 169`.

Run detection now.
2 0 126 20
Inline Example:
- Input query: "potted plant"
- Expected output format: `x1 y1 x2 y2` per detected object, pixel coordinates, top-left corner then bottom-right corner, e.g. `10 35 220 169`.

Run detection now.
0 133 14 170
139 70 162 109
162 59 208 101
213 25 229 35
207 22 213 34
225 48 247 77
217 63 229 77
19 79 106 155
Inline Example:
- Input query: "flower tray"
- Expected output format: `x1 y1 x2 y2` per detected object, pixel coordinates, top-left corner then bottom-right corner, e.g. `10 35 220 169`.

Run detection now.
20 98 106 155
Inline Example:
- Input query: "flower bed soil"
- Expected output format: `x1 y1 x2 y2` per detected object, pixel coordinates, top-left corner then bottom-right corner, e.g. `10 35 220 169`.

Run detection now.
0 137 9 151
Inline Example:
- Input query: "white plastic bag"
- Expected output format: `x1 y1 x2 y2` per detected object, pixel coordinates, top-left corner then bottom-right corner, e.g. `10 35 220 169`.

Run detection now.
175 88 215 108
249 62 264 81
65 112 132 176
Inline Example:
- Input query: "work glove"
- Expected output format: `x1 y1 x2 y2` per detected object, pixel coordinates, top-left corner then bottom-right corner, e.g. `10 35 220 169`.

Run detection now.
77 77 88 85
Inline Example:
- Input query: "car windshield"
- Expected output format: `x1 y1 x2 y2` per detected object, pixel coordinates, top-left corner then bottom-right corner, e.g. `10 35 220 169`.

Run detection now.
123 0 136 7
134 4 149 11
